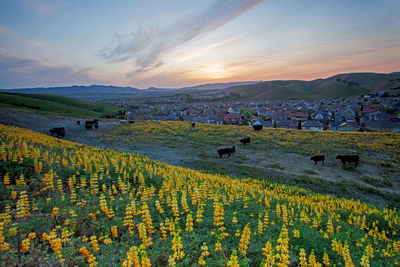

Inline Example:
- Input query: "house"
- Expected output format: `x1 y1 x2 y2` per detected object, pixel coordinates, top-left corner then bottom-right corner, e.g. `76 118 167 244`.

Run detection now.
202 115 223 124
279 119 290 129
291 112 309 121
360 104 383 116
214 108 227 117
338 122 359 132
329 121 341 131
227 107 241 114
363 120 398 132
223 114 244 125
362 111 392 121
288 120 299 130
301 120 324 131
311 110 331 122
343 108 356 122
262 120 274 128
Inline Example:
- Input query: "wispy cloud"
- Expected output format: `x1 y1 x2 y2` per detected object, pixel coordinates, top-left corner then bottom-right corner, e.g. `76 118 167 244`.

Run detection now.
100 0 265 71
0 54 97 89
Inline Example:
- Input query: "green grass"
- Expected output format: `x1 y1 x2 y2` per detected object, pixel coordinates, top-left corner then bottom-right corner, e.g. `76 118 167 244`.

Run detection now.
0 92 125 118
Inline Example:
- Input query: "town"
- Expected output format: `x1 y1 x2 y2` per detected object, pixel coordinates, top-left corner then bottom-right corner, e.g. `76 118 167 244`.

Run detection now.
122 90 400 132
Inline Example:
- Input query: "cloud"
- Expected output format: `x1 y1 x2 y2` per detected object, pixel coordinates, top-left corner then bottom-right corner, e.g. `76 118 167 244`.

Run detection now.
100 0 265 71
0 54 97 89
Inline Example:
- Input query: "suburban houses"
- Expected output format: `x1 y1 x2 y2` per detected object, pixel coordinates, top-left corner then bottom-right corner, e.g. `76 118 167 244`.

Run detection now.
123 91 400 133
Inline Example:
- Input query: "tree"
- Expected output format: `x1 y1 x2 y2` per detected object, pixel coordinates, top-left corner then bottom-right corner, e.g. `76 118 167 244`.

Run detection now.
330 112 335 121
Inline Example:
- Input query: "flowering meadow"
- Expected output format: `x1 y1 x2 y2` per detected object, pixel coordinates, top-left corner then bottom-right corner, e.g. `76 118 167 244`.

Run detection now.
0 122 399 266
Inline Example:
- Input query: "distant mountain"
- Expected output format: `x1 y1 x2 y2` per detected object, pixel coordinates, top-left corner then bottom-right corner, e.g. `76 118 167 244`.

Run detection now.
1 71 399 101
223 72 400 101
1 85 142 96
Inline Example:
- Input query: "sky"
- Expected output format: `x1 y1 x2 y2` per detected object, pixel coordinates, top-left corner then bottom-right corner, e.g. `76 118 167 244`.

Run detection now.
0 0 400 89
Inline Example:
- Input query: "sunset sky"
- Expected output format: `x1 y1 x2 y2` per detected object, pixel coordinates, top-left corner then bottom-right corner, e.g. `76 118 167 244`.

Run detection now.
1 0 399 89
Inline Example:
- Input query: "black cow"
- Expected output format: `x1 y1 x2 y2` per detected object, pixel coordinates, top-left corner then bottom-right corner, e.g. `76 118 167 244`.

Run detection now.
253 125 263 131
85 120 99 130
336 155 359 167
49 127 65 138
76 120 80 125
192 122 196 128
129 120 135 124
240 137 251 146
85 121 94 130
310 155 325 165
217 146 236 158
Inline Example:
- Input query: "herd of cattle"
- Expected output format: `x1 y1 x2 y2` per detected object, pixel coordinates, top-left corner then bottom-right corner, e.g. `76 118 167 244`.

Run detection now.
217 123 360 168
49 119 101 139
50 120 360 168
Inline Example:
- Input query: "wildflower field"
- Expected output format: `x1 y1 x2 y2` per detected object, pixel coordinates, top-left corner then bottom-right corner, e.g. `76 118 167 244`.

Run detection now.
102 121 400 207
1 122 400 266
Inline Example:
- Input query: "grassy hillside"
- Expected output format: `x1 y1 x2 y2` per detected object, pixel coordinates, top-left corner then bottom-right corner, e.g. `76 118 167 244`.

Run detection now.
0 92 125 118
0 123 399 266
102 121 400 207
226 72 400 101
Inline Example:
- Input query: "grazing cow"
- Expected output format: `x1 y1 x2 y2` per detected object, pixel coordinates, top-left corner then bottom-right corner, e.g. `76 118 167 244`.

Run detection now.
85 121 94 129
192 122 196 128
49 127 65 138
336 155 359 167
76 120 80 125
129 120 135 124
310 155 325 165
217 146 236 158
240 137 251 146
85 120 99 129
253 125 263 131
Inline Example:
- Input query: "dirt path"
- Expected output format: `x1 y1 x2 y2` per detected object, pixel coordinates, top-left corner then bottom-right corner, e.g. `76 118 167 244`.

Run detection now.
1 108 398 207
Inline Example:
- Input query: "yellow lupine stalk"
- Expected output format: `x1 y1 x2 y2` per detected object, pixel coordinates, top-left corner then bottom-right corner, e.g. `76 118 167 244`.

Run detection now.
111 226 118 238
227 250 240 267
79 246 97 267
299 249 307 267
261 241 275 267
238 223 251 255
185 213 194 232
275 224 290 267
171 228 185 261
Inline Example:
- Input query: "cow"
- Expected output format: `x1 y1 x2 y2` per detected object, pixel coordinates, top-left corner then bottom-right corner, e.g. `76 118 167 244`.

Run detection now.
85 121 94 129
192 122 196 128
217 146 235 158
85 120 99 130
310 155 325 165
336 155 359 167
253 125 263 131
76 120 80 125
49 127 65 138
240 137 251 146
129 120 135 124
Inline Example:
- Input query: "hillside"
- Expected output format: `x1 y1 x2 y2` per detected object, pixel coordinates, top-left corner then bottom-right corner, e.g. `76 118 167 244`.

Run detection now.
0 123 399 266
2 72 399 102
225 72 400 101
0 92 125 118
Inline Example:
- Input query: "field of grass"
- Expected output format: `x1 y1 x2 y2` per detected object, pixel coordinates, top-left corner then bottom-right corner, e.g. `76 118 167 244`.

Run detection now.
1 123 399 266
0 92 125 118
101 121 400 208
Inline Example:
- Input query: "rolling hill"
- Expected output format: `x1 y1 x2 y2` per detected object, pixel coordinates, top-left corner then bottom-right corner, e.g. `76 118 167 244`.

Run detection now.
0 92 125 118
224 72 400 101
